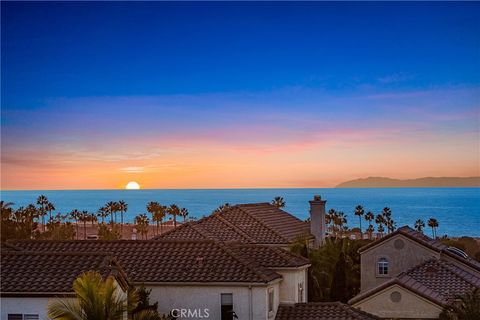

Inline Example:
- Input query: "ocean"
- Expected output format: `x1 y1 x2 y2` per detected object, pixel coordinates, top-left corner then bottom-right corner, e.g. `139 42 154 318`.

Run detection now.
1 188 479 237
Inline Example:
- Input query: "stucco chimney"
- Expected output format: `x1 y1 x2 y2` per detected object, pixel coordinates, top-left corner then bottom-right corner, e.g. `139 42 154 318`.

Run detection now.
309 195 326 246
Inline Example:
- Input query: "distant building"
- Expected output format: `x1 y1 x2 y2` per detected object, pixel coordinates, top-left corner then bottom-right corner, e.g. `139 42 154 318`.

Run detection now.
349 226 480 319
0 251 129 320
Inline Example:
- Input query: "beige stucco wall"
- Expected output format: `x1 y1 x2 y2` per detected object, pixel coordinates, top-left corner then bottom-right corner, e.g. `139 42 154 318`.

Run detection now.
360 234 440 292
275 267 308 304
353 284 443 319
146 282 281 320
1 297 52 320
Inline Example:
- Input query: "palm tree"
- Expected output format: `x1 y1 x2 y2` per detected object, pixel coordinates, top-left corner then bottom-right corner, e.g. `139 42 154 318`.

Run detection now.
382 207 392 221
134 214 150 240
70 209 81 240
326 208 336 237
414 219 425 233
48 271 128 320
386 218 397 233
80 211 90 240
146 202 160 236
375 214 385 237
271 196 286 208
427 218 439 238
89 213 97 228
336 211 347 237
354 205 364 238
364 211 374 239
180 208 189 222
105 201 118 225
46 202 55 222
167 204 180 228
118 200 127 235
36 195 49 231
97 206 108 224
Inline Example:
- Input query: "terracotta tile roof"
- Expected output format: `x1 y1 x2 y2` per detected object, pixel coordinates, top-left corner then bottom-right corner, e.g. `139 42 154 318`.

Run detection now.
275 302 380 320
228 244 310 269
158 202 312 245
358 226 480 271
349 258 480 306
1 242 21 251
10 240 282 284
1 251 127 296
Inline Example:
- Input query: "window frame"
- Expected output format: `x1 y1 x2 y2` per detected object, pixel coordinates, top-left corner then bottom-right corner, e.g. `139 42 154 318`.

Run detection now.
376 256 390 277
268 287 275 317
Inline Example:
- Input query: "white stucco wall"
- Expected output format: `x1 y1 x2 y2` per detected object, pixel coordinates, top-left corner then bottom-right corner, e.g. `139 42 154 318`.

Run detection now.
1 297 52 320
145 282 281 320
276 267 308 304
353 284 443 319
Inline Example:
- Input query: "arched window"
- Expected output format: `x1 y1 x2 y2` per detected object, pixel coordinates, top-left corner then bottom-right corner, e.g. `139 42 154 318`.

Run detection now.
378 257 389 275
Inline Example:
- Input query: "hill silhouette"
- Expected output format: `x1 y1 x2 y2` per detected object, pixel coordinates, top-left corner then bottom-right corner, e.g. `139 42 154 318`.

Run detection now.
336 176 480 188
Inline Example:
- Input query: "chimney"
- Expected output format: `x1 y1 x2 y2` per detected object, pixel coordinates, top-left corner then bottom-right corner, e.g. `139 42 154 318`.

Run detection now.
309 195 326 246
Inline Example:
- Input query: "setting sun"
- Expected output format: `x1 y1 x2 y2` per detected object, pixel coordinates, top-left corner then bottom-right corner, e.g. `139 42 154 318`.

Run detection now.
125 181 141 190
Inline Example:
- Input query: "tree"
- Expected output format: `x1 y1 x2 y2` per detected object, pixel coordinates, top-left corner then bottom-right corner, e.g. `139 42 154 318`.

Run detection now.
70 209 81 239
326 209 336 237
79 211 91 240
354 205 364 238
386 218 397 233
428 218 439 238
147 202 160 236
135 214 150 240
97 206 109 224
46 202 56 222
364 211 375 239
37 195 49 232
106 201 119 225
330 251 347 302
48 271 128 320
439 288 480 320
118 200 128 236
98 224 121 240
271 196 286 208
375 214 385 237
336 211 347 237
180 208 189 222
167 204 180 228
415 219 425 233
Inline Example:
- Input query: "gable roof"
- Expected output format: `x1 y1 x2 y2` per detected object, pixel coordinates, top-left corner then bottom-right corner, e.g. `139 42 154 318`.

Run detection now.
157 202 312 244
1 251 128 296
349 258 480 306
9 239 282 285
275 302 380 320
358 226 480 271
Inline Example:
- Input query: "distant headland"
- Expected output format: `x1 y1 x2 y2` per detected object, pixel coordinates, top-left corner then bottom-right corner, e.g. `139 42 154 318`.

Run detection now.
336 176 480 188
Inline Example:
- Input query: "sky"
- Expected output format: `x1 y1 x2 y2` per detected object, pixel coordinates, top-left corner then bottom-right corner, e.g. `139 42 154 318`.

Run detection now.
1 2 479 190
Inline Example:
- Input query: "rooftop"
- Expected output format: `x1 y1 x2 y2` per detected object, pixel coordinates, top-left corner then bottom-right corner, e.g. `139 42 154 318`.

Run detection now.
9 239 308 285
275 302 380 320
1 251 127 296
157 202 312 245
350 258 480 306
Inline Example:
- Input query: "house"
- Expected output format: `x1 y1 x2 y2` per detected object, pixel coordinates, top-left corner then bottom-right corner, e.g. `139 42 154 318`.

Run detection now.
349 226 480 319
275 302 380 320
10 239 310 320
0 250 129 320
156 195 328 246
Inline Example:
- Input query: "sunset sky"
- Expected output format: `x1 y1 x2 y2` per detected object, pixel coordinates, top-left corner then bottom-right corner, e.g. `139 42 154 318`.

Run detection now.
2 2 479 190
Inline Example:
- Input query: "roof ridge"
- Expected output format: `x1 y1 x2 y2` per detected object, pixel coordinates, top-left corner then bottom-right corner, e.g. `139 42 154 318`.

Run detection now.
216 242 281 283
214 214 257 243
153 220 194 239
233 205 291 244
1 250 115 257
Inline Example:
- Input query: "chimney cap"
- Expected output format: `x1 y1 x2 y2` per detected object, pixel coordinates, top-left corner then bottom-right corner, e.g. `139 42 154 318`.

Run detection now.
313 195 322 201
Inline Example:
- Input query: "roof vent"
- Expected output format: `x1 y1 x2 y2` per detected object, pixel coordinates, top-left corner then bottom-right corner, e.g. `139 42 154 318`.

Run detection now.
445 247 468 259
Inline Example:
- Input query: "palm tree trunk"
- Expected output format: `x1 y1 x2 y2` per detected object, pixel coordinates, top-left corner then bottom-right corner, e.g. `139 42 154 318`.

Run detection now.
121 210 124 236
359 217 362 238
160 219 163 234
83 221 87 240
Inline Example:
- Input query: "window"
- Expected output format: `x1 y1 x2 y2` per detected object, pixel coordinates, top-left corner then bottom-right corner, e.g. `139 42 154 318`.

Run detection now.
8 315 38 320
221 293 234 320
378 257 389 275
268 288 274 314
298 282 304 302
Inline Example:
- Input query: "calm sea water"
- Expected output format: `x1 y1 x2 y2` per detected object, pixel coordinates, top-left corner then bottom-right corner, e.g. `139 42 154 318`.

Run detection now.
1 188 479 237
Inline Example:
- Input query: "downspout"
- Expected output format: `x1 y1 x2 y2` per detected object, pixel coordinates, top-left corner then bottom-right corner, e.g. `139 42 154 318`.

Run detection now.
249 285 253 320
